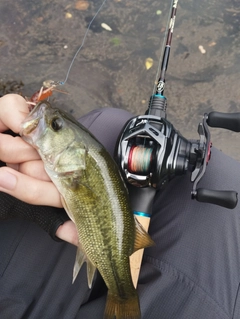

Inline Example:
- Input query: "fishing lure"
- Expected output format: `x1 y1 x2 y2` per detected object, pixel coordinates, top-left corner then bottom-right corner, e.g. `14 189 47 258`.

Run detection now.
29 80 67 104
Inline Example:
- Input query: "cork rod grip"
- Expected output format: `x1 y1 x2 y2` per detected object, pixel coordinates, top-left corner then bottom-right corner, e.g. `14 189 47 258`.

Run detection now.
130 215 151 288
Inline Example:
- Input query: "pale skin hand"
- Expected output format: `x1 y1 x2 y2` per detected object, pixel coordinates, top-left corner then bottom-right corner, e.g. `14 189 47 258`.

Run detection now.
0 94 78 246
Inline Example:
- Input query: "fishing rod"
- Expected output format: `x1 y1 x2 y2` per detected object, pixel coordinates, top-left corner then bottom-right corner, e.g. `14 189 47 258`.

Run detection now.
115 0 240 286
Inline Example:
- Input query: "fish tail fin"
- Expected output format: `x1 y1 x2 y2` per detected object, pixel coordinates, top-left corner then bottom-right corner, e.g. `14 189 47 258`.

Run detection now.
104 291 141 319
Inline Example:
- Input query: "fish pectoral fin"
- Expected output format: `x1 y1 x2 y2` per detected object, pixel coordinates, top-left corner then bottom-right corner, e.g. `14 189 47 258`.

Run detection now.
87 259 97 289
61 195 75 222
72 246 97 289
55 144 86 174
132 215 155 253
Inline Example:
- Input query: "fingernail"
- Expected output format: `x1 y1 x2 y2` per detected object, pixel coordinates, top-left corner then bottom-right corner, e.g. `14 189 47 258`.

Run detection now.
0 170 17 190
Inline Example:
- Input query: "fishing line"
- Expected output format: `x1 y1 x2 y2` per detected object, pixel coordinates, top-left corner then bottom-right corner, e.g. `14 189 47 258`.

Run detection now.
56 0 107 86
128 146 154 175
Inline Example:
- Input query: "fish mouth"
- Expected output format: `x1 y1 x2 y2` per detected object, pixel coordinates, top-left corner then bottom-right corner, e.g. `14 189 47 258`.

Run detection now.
20 101 50 144
21 117 40 135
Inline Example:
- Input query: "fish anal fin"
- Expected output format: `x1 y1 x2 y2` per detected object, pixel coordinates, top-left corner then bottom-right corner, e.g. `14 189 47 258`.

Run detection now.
133 215 154 253
72 246 97 289
61 195 97 288
87 260 97 289
73 246 86 283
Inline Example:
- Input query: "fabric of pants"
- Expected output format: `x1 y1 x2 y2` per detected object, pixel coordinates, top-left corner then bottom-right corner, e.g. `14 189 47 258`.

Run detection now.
0 107 240 319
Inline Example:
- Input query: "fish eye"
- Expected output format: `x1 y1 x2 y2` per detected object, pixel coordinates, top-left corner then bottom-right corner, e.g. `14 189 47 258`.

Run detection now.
51 117 63 131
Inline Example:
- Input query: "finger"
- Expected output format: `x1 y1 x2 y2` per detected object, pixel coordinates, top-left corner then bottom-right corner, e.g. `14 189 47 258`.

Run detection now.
18 160 50 181
56 220 79 246
0 94 29 133
6 163 19 171
0 166 62 208
0 134 39 163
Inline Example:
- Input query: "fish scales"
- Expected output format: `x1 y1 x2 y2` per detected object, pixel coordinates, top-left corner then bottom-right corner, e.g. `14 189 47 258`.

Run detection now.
21 101 154 319
66 144 135 294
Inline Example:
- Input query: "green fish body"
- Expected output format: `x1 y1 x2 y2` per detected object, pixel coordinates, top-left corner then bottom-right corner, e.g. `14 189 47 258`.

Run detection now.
21 101 153 319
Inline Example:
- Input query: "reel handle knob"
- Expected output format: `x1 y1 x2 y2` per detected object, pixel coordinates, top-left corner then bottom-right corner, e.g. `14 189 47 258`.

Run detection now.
193 188 238 209
207 112 240 132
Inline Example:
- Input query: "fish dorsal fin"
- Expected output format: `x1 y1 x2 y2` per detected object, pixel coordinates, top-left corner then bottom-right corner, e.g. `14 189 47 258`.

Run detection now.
133 215 155 253
72 246 97 288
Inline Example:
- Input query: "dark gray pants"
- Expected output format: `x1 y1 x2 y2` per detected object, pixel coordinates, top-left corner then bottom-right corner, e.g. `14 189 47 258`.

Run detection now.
0 108 240 319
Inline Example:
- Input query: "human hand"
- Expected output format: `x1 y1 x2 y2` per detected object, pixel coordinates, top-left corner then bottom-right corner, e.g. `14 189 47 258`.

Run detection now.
0 94 78 246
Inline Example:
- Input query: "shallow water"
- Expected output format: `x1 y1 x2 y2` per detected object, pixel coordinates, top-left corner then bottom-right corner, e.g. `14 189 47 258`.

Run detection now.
0 0 240 161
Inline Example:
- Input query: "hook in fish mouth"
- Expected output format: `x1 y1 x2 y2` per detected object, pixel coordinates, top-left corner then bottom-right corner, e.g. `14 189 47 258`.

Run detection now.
20 101 51 147
20 101 51 136
21 117 40 135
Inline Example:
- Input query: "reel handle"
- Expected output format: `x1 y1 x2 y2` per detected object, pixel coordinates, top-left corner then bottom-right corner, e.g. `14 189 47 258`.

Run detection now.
192 188 238 209
207 112 240 132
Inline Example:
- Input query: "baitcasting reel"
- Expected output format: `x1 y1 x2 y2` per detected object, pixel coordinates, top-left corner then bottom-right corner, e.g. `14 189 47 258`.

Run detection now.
116 0 239 210
116 94 239 209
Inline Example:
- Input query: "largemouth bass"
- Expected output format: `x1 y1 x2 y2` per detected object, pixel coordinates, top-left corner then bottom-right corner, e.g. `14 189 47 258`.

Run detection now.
20 101 154 319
